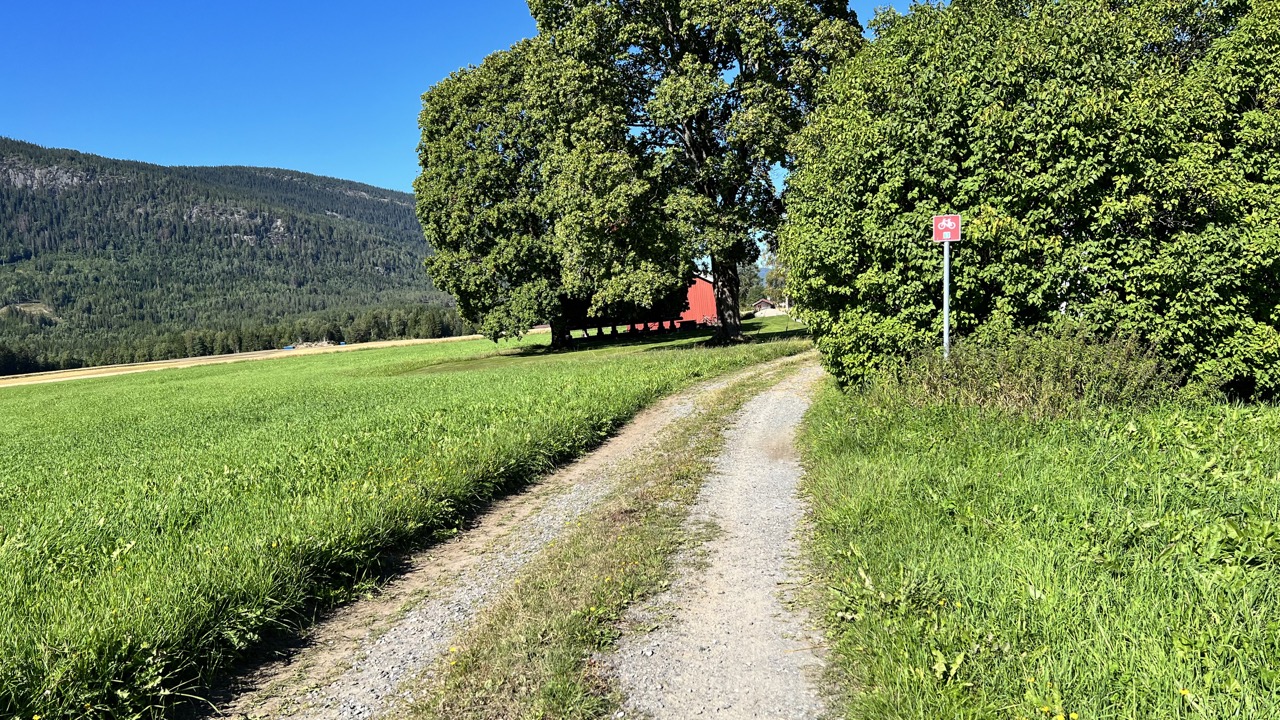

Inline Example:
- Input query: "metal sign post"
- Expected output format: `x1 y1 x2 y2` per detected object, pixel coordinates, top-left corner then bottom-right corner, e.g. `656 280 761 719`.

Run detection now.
943 240 951 358
932 215 961 359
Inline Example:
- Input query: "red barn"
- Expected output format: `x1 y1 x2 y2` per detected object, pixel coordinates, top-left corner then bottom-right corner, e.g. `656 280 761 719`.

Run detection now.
681 276 718 325
623 276 719 333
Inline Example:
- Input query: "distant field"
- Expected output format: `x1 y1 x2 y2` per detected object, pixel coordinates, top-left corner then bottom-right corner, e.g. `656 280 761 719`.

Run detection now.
801 386 1280 719
0 334 495 388
0 318 807 718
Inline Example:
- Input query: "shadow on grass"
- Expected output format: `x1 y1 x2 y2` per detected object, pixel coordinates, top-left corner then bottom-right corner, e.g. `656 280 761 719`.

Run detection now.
402 318 808 377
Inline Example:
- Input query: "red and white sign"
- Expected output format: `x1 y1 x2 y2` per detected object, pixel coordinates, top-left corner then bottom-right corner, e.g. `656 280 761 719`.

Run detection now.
932 214 961 243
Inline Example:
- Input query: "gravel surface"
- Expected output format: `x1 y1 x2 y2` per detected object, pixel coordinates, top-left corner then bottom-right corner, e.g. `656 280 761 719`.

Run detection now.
218 363 778 720
279 479 616 720
611 364 828 720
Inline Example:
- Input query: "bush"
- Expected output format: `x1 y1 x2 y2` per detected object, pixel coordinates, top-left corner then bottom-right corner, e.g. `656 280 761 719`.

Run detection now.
868 324 1190 420
781 0 1280 397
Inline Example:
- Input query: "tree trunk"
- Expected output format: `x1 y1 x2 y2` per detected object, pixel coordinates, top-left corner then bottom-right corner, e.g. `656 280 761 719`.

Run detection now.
549 318 573 349
710 254 743 340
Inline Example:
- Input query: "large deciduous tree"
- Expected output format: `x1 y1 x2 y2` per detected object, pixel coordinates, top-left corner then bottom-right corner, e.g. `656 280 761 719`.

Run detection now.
528 0 863 339
782 0 1280 395
417 38 691 347
417 42 563 343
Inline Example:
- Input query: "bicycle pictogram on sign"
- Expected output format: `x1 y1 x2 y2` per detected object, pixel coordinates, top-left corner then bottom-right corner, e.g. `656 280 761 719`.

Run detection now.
933 215 961 242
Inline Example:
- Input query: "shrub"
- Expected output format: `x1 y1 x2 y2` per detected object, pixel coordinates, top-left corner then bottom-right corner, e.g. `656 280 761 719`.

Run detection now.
781 0 1280 397
868 324 1189 420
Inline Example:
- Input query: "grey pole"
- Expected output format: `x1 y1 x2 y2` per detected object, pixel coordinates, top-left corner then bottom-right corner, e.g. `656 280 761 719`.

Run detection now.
943 241 951 359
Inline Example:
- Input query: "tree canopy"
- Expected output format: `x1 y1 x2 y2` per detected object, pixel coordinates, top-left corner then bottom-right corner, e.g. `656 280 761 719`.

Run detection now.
418 1 863 342
416 38 691 346
781 0 1280 395
529 0 863 338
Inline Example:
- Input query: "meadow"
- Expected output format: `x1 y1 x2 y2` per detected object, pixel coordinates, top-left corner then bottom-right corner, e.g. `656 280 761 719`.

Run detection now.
0 319 806 718
801 381 1280 718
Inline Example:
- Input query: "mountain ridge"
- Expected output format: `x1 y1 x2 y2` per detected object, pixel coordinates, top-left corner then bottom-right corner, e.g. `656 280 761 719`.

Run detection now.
0 137 461 374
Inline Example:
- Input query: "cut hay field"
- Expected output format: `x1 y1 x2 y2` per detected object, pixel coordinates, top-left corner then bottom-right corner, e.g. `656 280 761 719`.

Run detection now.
0 319 807 718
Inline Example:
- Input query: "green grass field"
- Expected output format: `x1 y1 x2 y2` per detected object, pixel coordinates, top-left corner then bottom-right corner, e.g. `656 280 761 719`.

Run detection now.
801 385 1280 719
0 319 806 718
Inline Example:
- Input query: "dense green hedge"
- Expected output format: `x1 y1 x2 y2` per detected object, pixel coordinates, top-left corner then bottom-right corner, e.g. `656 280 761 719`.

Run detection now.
781 0 1280 396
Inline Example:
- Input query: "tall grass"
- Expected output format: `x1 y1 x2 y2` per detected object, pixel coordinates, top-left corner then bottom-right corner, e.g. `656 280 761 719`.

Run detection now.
801 334 1280 719
0 324 806 718
871 327 1188 420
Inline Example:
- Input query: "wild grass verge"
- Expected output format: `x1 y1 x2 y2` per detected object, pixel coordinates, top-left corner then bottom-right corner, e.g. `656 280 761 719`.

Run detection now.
407 357 808 719
801 337 1280 718
871 327 1191 420
0 324 806 719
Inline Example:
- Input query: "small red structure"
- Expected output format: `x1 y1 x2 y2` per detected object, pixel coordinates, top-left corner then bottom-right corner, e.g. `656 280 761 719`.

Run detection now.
681 277 718 325
624 276 719 334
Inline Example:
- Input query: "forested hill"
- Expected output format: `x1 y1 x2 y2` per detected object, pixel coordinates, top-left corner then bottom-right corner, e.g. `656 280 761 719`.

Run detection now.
0 138 462 374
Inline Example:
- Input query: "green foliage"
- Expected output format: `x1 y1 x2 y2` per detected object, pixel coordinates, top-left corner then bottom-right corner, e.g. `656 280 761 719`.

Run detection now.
801 384 1280 718
739 261 767 309
417 42 562 342
871 325 1188 420
417 1 863 341
0 138 452 372
499 0 864 337
781 0 1280 395
417 39 689 346
0 327 804 718
762 248 790 304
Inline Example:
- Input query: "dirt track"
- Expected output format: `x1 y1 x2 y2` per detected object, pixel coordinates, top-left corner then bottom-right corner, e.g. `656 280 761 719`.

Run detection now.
211 355 826 719
0 333 528 388
611 364 827 718
216 358 799 719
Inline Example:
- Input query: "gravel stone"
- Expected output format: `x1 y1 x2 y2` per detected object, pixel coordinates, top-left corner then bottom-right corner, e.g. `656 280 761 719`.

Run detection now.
611 364 828 720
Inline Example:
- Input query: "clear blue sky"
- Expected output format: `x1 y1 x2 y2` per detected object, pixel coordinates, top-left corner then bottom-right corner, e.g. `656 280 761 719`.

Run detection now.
1 1 901 192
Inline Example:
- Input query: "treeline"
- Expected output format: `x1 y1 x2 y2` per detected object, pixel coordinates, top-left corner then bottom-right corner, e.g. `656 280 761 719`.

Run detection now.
0 138 454 375
0 303 471 375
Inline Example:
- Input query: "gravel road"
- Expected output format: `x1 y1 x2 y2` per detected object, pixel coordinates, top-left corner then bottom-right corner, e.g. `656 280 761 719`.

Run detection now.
217 360 793 720
611 364 828 719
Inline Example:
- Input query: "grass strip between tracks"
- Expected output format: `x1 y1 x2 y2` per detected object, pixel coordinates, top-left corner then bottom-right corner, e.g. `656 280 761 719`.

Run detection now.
407 356 810 719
